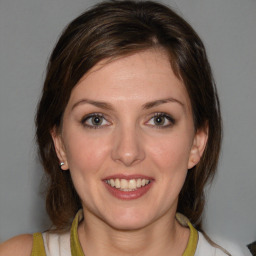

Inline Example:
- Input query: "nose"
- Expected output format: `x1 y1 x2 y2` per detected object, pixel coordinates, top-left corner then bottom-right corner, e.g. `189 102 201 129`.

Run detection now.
111 124 145 167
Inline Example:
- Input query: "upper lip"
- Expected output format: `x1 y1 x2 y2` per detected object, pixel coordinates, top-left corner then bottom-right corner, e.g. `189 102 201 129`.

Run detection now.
103 174 154 181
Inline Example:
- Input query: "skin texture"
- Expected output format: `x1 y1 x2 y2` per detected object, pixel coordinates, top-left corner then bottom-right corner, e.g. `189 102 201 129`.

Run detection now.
52 49 208 256
0 234 32 256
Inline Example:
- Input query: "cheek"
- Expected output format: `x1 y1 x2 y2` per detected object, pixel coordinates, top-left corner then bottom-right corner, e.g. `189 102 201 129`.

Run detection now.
64 130 111 174
147 134 192 173
63 131 112 204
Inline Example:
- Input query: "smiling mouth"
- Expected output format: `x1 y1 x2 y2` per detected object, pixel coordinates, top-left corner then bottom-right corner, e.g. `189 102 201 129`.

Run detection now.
104 178 151 191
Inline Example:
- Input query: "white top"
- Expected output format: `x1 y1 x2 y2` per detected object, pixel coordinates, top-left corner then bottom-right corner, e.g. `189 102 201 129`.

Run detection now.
195 232 228 255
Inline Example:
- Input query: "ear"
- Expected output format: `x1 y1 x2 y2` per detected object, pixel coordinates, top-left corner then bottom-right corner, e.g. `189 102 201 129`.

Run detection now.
51 127 69 170
188 124 208 170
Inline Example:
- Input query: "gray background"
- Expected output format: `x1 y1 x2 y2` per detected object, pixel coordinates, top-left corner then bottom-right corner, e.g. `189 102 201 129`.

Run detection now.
0 0 255 253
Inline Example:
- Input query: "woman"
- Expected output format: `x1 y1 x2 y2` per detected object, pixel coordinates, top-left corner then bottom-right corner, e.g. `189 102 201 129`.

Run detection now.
0 1 229 255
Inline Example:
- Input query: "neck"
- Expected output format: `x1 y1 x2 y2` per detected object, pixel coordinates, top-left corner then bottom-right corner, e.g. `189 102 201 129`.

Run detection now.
78 209 190 256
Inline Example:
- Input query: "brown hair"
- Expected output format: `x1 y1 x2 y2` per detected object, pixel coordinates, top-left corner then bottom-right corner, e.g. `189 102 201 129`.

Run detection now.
36 0 222 231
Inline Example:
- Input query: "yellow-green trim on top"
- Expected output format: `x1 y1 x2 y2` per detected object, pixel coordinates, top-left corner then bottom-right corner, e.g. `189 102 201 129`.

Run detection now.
31 233 46 256
71 210 84 256
176 213 198 256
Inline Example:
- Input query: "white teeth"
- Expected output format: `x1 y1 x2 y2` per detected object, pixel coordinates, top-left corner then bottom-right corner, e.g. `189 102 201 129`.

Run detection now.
120 179 128 189
115 178 121 188
136 179 142 188
129 179 137 190
105 178 150 191
110 179 115 187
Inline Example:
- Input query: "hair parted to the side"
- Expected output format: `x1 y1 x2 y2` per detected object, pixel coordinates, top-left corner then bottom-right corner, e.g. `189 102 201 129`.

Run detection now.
36 0 222 231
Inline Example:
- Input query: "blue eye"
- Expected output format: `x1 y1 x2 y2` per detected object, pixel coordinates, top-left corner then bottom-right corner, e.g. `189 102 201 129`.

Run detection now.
82 114 110 128
147 113 175 127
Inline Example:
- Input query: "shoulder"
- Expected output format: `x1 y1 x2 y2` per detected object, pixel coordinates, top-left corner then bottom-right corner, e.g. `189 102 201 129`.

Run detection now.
0 234 33 256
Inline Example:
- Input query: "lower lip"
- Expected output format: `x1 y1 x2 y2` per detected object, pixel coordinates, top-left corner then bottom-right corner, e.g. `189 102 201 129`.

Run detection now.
103 181 153 200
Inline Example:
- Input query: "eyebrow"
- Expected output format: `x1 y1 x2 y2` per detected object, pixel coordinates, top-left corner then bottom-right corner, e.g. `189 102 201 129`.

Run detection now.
142 98 184 110
72 97 184 111
72 99 114 111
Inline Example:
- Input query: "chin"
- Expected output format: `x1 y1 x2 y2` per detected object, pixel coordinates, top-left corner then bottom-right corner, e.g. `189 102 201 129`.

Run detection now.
102 208 155 231
108 219 149 231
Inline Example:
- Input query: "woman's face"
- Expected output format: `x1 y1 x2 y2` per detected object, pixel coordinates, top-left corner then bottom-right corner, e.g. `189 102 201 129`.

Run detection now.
52 49 207 230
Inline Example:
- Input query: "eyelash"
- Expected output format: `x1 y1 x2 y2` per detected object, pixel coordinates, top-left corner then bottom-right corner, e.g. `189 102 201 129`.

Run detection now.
81 112 175 129
146 112 175 128
81 113 110 129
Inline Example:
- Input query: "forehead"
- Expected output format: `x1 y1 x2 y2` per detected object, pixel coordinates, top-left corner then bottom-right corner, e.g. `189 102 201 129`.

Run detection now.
67 49 191 110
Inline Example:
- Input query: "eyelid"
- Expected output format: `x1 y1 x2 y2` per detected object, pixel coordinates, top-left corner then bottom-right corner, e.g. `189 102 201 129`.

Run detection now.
80 112 175 129
81 113 111 129
145 112 175 128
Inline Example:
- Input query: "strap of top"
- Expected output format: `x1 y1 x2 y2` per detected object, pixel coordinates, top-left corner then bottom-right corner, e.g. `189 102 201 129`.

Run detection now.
70 210 84 256
176 213 198 256
31 233 47 256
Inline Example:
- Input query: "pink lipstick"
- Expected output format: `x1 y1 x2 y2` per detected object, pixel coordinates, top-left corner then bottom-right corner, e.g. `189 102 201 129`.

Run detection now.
103 175 154 200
